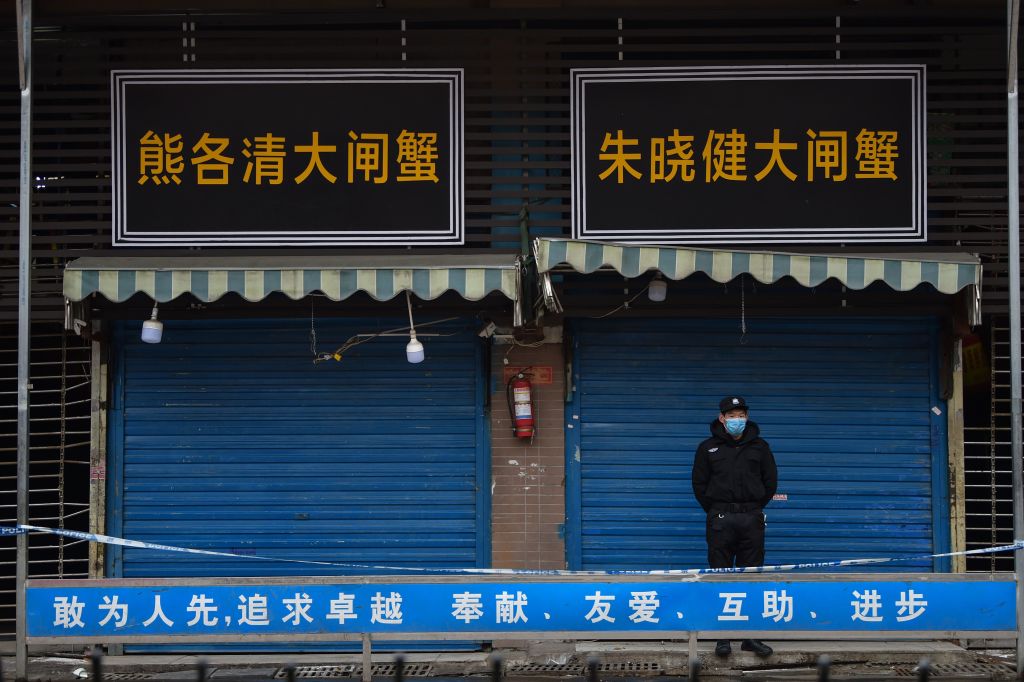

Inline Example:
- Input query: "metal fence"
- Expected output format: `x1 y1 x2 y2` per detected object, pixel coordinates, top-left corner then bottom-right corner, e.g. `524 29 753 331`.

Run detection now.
965 319 1019 573
0 322 91 638
68 648 946 682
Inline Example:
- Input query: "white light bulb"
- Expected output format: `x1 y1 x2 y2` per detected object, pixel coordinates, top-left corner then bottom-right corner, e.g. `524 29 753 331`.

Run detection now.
141 304 163 343
406 334 425 363
141 319 163 344
648 277 667 302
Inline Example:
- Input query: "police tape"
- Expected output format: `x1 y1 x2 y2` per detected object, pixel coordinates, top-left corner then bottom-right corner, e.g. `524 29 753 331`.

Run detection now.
4 524 1024 576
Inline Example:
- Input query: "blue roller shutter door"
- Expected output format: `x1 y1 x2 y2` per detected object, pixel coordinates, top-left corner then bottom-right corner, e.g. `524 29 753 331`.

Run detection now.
108 317 489 579
567 317 948 572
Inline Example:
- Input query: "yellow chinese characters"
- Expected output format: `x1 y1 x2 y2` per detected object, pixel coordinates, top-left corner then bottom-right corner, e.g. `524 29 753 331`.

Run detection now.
295 132 338 184
702 129 747 182
191 133 234 185
242 134 286 185
753 128 797 182
348 132 389 184
138 131 184 185
598 130 642 183
855 130 899 180
396 130 439 183
138 130 442 186
595 128 899 183
806 130 848 181
650 130 695 183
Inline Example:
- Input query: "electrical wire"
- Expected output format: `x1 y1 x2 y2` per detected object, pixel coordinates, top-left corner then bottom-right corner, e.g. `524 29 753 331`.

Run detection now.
740 273 748 345
503 336 545 364
406 290 417 337
590 285 651 319
313 316 462 363
309 297 319 357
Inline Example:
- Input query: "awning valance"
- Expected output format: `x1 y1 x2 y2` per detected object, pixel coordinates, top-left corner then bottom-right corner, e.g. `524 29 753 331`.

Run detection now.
63 255 519 304
535 238 981 297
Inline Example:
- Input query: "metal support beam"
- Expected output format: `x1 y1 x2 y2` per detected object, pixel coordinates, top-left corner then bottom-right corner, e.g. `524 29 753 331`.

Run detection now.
16 0 32 680
1007 0 1023 678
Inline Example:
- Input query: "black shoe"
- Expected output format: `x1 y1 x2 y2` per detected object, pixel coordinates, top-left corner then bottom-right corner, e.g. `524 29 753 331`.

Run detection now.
715 640 732 657
741 639 773 657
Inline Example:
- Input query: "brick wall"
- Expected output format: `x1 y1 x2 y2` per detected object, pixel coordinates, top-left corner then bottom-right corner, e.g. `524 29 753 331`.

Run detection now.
490 342 566 569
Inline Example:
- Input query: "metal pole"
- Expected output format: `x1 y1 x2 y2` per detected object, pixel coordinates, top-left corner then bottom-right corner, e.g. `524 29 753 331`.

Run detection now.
1007 0 1024 677
15 0 32 680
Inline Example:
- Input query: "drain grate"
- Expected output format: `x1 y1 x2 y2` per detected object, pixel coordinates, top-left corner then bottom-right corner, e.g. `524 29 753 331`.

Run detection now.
359 663 432 677
597 662 662 674
893 662 1016 678
275 666 357 679
275 664 432 679
507 661 661 675
99 674 157 680
507 663 585 674
934 662 1016 677
933 662 1017 676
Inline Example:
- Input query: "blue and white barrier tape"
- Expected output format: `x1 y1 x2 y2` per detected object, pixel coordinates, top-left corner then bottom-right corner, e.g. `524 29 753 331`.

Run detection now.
4 524 1023 576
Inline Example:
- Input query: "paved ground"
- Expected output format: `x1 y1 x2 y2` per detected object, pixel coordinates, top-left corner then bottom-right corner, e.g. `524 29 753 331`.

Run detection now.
3 642 1018 681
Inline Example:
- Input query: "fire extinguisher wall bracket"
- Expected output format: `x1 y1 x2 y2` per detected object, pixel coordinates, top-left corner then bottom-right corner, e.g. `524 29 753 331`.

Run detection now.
507 372 536 440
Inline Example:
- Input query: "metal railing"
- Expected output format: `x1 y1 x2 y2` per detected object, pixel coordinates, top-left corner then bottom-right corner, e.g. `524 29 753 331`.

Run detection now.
0 324 91 636
965 322 1018 573
66 647 943 682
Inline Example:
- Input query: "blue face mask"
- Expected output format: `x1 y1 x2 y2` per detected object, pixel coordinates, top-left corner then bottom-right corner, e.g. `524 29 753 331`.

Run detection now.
724 417 747 437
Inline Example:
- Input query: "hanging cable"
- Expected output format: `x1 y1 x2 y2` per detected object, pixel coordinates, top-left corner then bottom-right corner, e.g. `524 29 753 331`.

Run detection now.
740 274 748 345
503 336 546 364
591 285 651 319
314 315 462 364
309 296 319 359
406 290 416 332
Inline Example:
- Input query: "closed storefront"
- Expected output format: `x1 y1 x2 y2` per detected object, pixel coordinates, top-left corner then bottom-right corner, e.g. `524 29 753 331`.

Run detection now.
60 255 520 590
106 317 491 579
539 238 980 580
566 317 950 573
538 230 985 576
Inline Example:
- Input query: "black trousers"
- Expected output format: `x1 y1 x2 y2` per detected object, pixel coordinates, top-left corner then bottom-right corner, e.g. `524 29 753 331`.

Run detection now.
706 509 766 569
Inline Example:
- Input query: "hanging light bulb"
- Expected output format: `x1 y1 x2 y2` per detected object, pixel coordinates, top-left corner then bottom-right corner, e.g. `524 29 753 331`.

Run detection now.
648 273 667 302
406 331 425 364
141 303 163 344
405 291 425 363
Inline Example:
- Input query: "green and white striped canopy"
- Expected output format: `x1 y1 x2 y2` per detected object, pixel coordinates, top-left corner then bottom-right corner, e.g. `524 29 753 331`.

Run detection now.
63 255 519 303
535 238 981 297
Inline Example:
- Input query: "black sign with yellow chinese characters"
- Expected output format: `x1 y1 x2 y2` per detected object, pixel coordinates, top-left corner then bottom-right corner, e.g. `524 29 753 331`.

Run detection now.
571 65 925 244
112 69 463 246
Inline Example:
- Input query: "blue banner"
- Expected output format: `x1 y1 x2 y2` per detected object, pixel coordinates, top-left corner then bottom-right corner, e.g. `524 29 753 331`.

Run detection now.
27 580 1014 638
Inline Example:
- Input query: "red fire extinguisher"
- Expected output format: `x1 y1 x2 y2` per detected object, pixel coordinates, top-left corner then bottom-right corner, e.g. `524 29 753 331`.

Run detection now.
507 371 535 439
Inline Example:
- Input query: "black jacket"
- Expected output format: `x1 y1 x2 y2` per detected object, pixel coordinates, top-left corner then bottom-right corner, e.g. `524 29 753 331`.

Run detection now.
691 419 778 513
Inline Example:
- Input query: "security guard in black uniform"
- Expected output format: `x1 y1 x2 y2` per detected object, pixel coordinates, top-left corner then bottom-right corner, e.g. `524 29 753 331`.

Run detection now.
691 396 777 658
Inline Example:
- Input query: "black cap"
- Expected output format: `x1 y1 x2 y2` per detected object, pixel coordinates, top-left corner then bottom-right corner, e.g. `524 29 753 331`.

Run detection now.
719 396 749 413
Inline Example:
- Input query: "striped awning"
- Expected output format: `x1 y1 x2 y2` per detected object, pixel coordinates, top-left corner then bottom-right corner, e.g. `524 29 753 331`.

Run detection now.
63 255 519 303
535 238 981 297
